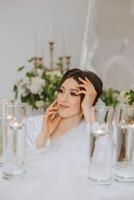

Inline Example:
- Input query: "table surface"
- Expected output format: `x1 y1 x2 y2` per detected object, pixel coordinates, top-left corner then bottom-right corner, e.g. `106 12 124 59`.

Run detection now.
0 148 134 200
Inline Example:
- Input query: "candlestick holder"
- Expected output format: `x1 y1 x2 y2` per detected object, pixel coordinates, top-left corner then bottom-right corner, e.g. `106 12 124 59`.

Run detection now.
33 57 43 67
58 57 64 74
49 41 54 70
65 56 71 70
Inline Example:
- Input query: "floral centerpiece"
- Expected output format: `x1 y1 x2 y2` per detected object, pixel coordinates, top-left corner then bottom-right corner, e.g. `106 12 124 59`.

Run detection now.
101 88 134 125
119 90 134 106
119 90 134 122
101 88 134 107
13 58 62 110
100 88 120 108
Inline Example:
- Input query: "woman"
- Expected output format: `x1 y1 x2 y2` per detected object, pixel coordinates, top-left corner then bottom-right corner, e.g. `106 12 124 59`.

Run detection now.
36 68 103 152
24 68 103 199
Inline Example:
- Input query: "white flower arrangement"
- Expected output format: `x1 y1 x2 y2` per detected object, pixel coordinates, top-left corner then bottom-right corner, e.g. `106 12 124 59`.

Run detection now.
13 58 62 110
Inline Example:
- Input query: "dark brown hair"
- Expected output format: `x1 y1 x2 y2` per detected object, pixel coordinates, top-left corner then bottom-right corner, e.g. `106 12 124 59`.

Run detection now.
58 68 103 106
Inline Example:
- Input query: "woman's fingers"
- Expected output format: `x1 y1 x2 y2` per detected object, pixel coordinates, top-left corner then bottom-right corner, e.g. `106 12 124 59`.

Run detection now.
79 77 89 86
48 115 62 135
51 99 57 106
79 77 96 92
46 105 58 113
47 111 57 116
76 90 86 95
77 84 88 90
78 81 97 97
85 78 96 91
47 100 57 111
48 107 58 112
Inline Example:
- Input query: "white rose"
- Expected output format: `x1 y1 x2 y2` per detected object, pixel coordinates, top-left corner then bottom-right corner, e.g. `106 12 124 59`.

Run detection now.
118 90 126 104
37 69 44 77
125 95 129 105
120 90 126 97
30 77 45 94
19 86 28 96
35 100 45 108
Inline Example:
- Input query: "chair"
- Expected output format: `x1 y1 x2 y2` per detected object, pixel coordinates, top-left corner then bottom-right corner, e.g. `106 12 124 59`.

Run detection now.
103 55 134 90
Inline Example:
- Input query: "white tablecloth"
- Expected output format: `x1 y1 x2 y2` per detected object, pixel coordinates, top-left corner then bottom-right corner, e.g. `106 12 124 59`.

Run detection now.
0 148 134 200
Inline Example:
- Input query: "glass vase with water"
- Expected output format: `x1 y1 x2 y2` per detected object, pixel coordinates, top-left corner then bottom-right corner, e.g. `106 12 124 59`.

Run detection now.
114 105 134 182
88 106 113 184
3 103 26 180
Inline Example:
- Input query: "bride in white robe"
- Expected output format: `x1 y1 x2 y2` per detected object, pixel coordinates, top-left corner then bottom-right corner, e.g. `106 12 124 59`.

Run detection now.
27 68 103 170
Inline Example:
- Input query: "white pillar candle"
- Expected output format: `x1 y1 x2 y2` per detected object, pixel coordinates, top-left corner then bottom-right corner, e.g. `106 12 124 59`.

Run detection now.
37 29 42 57
49 16 54 42
65 26 71 56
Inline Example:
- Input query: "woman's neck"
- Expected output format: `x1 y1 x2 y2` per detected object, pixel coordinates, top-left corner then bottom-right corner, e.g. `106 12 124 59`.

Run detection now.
50 113 82 141
58 113 82 132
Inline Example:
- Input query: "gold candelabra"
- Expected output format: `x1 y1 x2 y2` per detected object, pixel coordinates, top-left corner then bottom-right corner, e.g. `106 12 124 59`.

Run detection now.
33 41 71 73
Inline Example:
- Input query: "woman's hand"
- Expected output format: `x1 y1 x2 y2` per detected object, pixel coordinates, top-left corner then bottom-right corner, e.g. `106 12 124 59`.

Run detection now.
77 77 97 123
36 100 62 148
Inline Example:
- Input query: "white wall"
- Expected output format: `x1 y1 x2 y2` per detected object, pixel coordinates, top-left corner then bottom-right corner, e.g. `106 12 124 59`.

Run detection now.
0 0 89 101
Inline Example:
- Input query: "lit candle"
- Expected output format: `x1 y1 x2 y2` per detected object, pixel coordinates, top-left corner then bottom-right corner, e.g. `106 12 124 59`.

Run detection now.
33 30 38 57
127 123 134 129
49 16 54 42
6 115 13 121
58 30 65 57
65 26 71 56
93 124 106 137
37 29 42 57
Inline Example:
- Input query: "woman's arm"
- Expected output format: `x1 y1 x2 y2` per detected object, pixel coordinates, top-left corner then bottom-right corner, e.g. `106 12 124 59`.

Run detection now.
36 101 62 149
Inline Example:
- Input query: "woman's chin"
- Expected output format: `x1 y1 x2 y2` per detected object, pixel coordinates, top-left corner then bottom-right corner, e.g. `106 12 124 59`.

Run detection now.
58 110 70 118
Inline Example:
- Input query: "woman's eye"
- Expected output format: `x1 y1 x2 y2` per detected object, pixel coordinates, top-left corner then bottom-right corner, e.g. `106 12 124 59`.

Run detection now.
58 89 63 93
70 92 78 96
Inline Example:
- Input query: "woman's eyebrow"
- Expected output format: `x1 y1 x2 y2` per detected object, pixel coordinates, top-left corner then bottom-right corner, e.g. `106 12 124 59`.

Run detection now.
60 86 79 91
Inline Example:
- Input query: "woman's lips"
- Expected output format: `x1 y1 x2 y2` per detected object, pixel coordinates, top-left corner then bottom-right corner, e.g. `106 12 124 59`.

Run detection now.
58 104 69 109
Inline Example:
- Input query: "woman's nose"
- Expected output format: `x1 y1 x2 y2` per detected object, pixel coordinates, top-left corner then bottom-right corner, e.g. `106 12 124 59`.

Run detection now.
61 92 68 101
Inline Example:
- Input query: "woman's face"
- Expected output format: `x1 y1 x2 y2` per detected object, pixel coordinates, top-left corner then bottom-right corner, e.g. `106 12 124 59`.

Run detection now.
57 77 81 118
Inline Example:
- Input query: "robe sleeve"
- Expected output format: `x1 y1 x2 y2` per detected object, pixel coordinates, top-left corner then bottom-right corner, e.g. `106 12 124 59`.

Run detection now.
26 114 44 147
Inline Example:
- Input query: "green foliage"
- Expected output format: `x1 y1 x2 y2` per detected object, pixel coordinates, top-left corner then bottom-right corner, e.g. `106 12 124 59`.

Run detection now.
125 90 134 106
101 88 120 108
17 66 25 71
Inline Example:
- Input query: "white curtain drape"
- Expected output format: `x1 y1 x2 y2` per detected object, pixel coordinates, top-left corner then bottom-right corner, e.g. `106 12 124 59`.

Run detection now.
80 0 98 72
